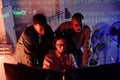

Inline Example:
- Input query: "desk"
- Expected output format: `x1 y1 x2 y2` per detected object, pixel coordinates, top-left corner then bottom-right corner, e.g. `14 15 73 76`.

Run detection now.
2 56 120 80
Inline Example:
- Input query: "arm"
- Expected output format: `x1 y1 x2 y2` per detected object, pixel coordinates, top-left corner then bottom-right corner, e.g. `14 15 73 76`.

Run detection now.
70 54 78 69
23 27 40 66
23 28 37 55
14 27 38 66
65 54 78 69
43 55 53 69
82 26 92 67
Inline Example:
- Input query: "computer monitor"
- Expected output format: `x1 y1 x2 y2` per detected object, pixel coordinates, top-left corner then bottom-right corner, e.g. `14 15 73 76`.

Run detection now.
4 63 63 80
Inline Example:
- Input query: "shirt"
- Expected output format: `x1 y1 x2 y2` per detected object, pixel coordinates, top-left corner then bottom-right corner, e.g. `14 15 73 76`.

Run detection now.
43 50 77 71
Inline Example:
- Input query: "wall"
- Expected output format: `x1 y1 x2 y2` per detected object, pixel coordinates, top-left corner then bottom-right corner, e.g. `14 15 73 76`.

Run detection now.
1 0 120 65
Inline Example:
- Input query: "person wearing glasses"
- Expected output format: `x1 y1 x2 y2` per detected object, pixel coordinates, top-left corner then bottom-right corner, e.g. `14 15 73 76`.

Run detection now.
55 13 92 67
43 35 78 71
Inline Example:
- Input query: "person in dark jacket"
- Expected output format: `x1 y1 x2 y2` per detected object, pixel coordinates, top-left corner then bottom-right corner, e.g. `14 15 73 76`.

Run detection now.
14 13 54 67
55 13 92 67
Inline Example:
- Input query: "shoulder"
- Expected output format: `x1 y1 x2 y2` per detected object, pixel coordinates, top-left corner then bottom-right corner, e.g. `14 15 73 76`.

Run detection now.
83 24 92 32
57 21 72 31
45 24 52 29
24 25 33 32
22 26 38 40
60 21 71 27
24 25 36 35
60 21 71 25
45 24 54 33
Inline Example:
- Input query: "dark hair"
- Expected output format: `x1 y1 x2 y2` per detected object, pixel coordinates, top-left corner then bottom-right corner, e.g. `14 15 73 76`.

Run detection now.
72 13 84 23
53 35 66 49
32 13 47 28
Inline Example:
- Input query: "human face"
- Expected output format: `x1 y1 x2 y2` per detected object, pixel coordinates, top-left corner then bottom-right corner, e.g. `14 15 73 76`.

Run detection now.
55 39 67 54
34 23 45 35
72 18 82 33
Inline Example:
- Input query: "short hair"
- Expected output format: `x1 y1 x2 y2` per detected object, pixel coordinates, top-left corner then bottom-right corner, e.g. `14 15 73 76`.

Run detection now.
53 35 66 49
72 13 84 23
54 35 66 44
32 13 47 28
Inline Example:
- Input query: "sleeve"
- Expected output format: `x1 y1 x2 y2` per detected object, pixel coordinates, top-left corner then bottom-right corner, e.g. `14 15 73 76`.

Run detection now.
14 28 37 66
82 26 92 67
43 55 53 69
71 54 78 68
23 29 37 55
67 54 78 69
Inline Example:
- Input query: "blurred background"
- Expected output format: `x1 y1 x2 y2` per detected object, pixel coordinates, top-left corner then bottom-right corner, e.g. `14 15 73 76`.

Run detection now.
0 0 120 66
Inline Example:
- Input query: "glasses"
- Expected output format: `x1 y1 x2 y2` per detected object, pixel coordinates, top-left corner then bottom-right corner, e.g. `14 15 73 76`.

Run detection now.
56 44 67 47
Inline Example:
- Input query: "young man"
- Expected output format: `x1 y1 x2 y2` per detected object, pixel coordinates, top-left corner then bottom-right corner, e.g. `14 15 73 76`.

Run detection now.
55 13 92 67
14 13 54 67
43 35 77 71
